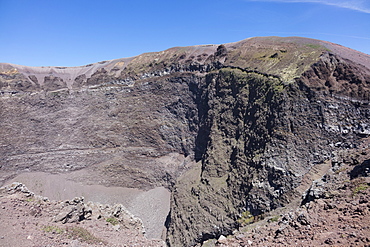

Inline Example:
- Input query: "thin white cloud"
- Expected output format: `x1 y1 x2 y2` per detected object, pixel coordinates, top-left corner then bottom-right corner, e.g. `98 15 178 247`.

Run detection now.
248 0 370 13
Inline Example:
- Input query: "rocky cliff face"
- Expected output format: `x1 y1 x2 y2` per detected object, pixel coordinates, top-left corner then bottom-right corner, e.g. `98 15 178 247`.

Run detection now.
166 55 370 246
1 37 369 246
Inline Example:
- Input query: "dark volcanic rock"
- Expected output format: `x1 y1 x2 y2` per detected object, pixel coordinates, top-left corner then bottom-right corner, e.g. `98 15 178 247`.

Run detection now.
0 36 370 246
210 147 370 247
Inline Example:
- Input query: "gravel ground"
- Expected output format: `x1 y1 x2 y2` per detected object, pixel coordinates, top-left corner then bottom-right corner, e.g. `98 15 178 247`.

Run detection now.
0 182 166 247
6 171 170 239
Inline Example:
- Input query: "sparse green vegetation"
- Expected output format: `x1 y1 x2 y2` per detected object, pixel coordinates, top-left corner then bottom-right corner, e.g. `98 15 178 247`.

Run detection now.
237 211 255 226
305 44 321 49
268 215 280 223
335 167 347 174
272 83 284 93
66 226 106 245
41 225 64 234
41 225 106 244
106 217 119 225
350 178 369 196
353 183 369 195
305 43 331 52
51 91 60 97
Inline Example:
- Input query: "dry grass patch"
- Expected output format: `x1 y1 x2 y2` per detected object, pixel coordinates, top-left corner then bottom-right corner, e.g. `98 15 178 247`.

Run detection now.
66 226 107 245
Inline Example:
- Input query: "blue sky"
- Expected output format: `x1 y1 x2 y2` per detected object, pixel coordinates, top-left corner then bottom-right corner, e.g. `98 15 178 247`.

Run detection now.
0 0 369 67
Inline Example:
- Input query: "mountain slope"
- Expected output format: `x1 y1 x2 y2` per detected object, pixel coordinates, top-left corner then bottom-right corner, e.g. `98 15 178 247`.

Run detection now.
1 37 369 246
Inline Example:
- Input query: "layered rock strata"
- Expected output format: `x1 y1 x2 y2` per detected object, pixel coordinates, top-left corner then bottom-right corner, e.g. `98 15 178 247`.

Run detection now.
1 37 369 246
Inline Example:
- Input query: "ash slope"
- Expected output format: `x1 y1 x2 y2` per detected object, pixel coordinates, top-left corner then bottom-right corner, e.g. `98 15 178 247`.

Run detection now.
1 36 370 246
0 182 165 247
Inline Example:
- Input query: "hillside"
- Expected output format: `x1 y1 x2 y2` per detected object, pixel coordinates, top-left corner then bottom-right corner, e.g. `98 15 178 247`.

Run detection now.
1 36 369 246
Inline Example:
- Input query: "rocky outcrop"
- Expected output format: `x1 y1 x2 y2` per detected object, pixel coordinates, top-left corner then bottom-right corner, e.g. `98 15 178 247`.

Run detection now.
2 182 143 229
53 196 92 223
207 146 370 247
0 37 369 246
0 182 165 246
298 52 370 100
